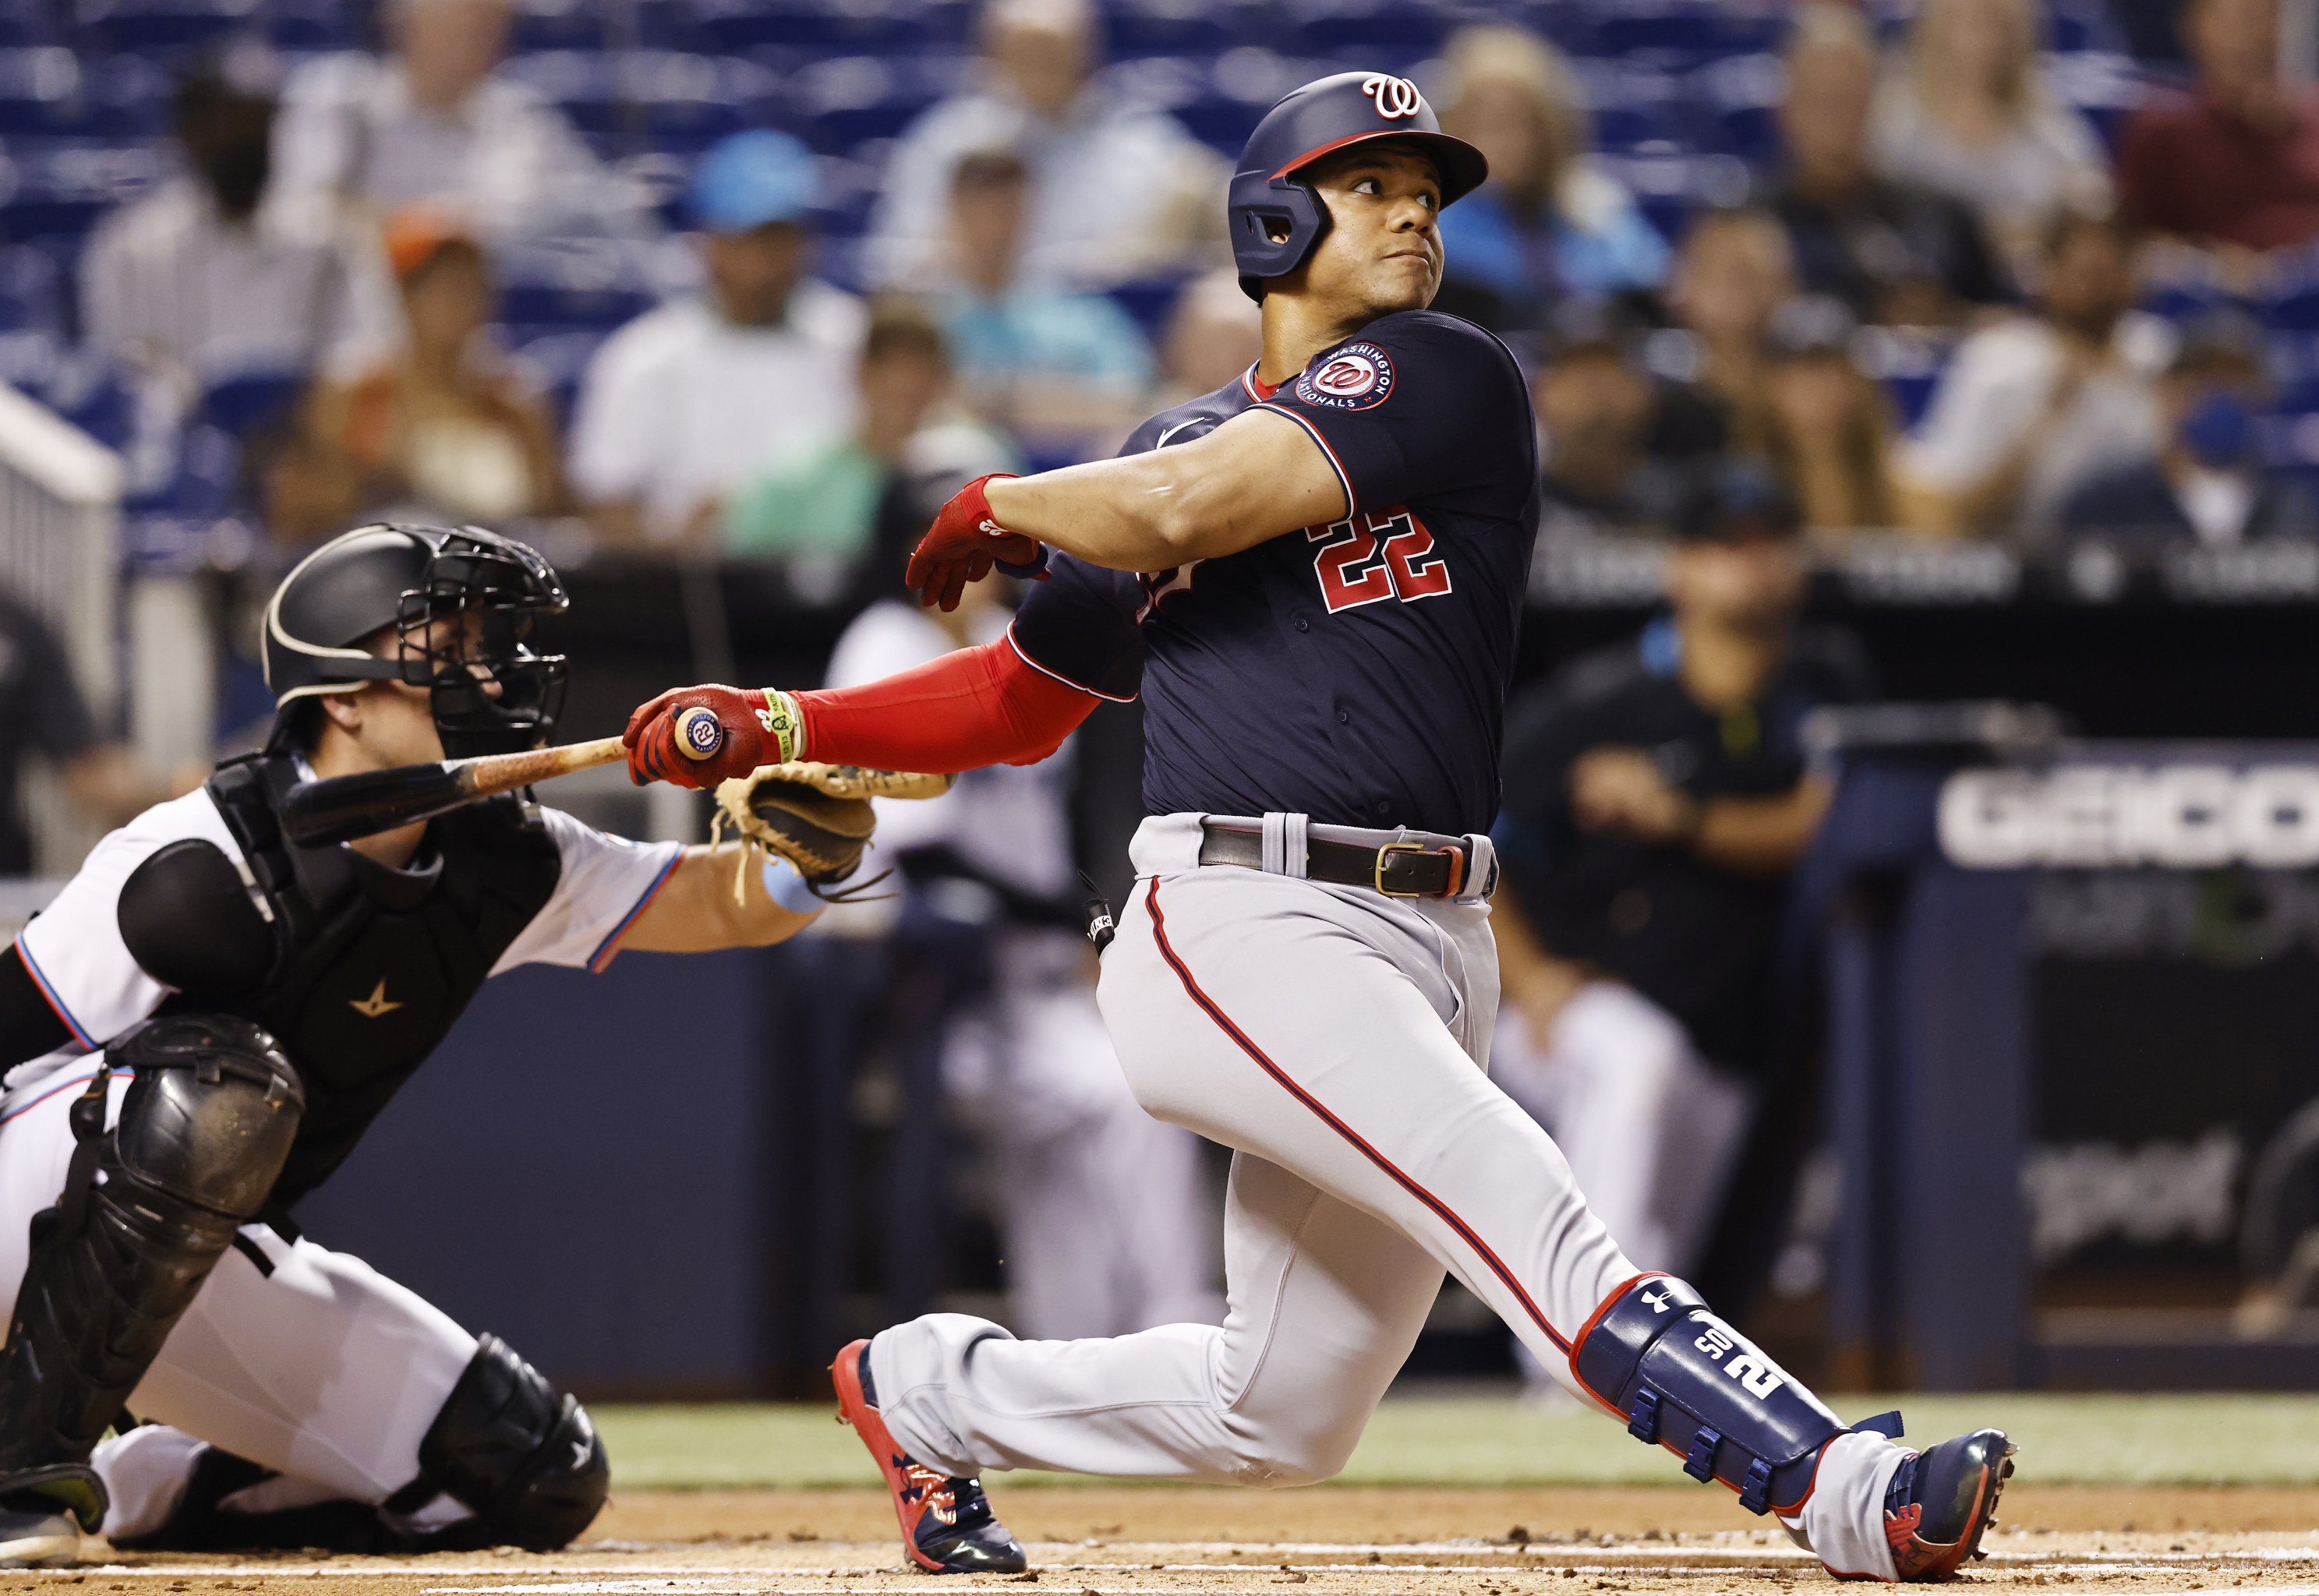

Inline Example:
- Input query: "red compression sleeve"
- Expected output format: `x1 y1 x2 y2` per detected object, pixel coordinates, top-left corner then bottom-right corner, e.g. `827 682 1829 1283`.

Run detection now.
794 637 1098 773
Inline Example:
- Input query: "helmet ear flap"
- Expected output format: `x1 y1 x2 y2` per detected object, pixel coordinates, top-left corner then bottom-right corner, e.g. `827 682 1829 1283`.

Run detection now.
1228 172 1327 299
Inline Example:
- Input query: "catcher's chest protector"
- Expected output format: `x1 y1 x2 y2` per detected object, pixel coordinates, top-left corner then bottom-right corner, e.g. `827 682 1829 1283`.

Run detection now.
196 754 562 1202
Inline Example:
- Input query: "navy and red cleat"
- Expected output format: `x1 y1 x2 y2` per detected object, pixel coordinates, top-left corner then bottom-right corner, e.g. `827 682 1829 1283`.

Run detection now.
832 1339 1027 1575
1882 1428 2016 1581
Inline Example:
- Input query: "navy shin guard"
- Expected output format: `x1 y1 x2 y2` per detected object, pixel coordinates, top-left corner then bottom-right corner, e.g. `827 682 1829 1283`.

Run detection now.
1572 1276 1853 1517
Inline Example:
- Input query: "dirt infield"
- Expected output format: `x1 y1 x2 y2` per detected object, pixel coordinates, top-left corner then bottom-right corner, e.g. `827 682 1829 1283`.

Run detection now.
6 1486 2319 1596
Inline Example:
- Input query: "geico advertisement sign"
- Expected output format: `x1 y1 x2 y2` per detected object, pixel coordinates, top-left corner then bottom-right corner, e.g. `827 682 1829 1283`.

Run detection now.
1939 766 2319 868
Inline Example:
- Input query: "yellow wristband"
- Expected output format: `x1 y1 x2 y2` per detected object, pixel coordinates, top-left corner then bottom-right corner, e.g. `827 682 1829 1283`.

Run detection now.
756 689 804 764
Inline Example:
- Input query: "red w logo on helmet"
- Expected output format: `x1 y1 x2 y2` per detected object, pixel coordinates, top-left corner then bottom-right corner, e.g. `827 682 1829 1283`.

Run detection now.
1362 74 1422 119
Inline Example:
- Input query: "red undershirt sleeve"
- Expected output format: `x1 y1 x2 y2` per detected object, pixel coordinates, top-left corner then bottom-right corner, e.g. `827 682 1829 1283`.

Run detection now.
794 637 1099 773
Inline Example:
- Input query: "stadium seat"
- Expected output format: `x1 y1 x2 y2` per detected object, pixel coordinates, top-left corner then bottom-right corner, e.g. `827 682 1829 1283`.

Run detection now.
497 48 622 136
0 138 165 244
196 366 302 438
0 239 60 331
506 0 603 55
262 0 359 51
792 51 963 150
694 0 968 55
1588 1 1787 68
1105 0 1263 60
0 46 85 136
76 0 259 54
620 48 781 151
1282 0 1454 58
493 237 661 330
84 50 167 136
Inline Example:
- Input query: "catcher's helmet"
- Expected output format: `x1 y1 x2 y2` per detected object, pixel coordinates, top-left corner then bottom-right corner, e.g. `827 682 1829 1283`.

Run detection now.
263 523 570 757
1228 70 1488 302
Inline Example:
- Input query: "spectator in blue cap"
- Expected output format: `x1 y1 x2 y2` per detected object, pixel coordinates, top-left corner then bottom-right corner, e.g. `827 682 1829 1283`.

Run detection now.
571 130 867 549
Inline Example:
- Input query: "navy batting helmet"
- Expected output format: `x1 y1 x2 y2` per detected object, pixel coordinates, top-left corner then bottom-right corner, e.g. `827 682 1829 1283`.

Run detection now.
1228 70 1488 302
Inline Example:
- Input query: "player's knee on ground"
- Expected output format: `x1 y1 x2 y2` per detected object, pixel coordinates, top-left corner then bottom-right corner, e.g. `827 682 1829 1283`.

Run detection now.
404 1336 608 1551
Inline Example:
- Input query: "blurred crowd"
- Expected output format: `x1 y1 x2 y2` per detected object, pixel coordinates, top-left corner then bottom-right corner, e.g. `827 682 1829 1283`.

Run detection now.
12 0 2319 1347
47 0 2319 580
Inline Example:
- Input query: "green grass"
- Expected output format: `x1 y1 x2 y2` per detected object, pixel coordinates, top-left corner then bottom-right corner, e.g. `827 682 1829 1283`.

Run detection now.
591 1393 2319 1492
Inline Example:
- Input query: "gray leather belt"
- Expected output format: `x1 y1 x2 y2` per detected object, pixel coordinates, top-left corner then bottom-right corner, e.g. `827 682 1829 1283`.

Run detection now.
1197 817 1494 899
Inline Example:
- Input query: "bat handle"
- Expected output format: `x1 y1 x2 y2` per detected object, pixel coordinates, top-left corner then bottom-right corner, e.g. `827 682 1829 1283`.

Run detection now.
672 706 726 762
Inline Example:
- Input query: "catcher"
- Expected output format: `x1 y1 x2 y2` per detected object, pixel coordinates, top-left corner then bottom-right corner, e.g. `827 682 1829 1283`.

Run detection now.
0 524 890 1564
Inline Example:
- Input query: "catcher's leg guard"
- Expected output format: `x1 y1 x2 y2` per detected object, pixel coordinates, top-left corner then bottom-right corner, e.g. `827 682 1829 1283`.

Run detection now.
1573 1274 1880 1516
394 1335 607 1552
0 1018 302 1482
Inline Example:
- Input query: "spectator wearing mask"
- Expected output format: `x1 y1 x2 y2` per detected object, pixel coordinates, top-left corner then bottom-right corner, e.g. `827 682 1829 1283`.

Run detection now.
82 64 400 426
2059 312 2318 542
933 147 1154 461
288 210 563 534
1151 267 1261 409
1433 24 1670 334
2119 0 2319 256
866 0 1224 289
1897 210 2171 539
1535 309 1723 542
1490 464 1870 1394
271 0 643 243
1760 4 2010 326
1871 0 2115 278
726 302 998 577
571 132 867 549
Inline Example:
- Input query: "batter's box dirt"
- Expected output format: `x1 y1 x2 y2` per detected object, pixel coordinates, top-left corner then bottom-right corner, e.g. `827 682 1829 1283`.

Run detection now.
5 1488 2318 1596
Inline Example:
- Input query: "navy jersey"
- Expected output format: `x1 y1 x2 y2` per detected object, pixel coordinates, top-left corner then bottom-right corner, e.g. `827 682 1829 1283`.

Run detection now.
1009 309 1540 836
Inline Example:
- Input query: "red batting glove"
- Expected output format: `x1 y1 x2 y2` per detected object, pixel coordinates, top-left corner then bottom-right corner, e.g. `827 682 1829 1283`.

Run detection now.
903 473 1044 612
621 683 798 789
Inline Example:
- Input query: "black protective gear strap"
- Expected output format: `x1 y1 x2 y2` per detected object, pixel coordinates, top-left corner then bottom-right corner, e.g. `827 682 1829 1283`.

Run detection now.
406 1335 608 1552
0 945 72 1071
0 1019 302 1479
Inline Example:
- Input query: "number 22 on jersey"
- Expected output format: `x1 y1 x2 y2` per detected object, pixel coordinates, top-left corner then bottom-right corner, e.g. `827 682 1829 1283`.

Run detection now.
1306 507 1453 614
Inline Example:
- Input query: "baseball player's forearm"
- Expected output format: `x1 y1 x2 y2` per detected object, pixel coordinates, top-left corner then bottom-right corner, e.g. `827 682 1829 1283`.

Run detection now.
985 408 1347 570
620 844 820 952
792 640 1096 772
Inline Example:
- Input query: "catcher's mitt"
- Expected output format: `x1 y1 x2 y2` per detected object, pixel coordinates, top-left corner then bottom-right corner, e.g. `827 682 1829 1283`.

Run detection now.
710 762 949 902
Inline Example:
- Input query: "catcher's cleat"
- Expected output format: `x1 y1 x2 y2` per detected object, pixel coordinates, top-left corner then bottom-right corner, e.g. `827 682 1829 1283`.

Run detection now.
1881 1428 2015 1582
0 1465 106 1568
832 1340 1026 1575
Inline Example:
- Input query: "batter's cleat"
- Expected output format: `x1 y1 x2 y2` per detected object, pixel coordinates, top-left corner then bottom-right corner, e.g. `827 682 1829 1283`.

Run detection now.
1882 1428 2016 1582
0 1465 107 1568
832 1339 1026 1575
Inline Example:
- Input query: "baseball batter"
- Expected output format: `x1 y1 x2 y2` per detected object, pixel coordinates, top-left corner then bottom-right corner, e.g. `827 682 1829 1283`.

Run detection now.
624 73 2013 1584
0 525 850 1566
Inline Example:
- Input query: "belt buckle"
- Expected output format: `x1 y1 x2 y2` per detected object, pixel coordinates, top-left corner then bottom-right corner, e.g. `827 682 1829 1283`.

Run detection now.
1373 839 1426 898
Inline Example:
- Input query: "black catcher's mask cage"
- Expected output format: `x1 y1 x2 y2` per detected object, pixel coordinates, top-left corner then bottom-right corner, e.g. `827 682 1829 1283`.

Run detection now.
391 531 570 758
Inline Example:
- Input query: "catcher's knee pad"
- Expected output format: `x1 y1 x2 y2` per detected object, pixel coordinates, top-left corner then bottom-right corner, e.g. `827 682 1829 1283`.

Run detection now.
0 1018 302 1475
1571 1275 1846 1517
407 1336 607 1552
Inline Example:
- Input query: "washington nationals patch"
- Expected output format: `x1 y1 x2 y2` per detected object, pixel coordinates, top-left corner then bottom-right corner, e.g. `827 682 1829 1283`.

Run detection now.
1296 342 1395 411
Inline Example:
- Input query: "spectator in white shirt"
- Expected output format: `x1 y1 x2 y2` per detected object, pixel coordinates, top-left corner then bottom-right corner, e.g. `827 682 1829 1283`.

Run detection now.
865 0 1225 289
270 0 645 245
82 65 401 427
569 131 866 549
1897 210 2173 540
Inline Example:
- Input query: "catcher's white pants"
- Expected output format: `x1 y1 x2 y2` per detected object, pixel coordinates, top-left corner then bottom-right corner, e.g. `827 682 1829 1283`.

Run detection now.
869 814 1907 1581
0 1069 477 1537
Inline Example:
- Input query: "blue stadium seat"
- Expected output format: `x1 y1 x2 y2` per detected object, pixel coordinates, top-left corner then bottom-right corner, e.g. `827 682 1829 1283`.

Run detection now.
695 0 965 55
0 0 60 48
620 49 781 152
633 0 703 51
504 323 609 432
197 367 302 437
497 48 622 135
1283 0 1455 58
1683 51 1783 159
263 0 359 50
76 0 259 54
1587 1 1787 68
0 46 87 136
0 240 58 332
493 237 660 329
791 51 962 150
84 51 167 137
507 0 603 53
1104 0 1261 60
0 138 165 243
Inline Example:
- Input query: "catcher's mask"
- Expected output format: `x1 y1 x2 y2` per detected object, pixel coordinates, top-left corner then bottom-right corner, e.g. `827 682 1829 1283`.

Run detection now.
264 524 570 759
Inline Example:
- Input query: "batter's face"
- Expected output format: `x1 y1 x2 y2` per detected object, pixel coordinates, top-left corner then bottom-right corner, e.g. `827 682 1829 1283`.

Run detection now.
1292 146 1445 317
